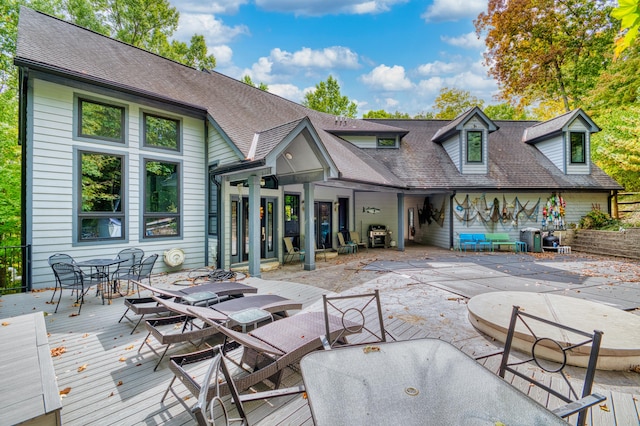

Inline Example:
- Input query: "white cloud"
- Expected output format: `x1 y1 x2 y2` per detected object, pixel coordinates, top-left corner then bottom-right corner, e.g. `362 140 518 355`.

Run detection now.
174 13 249 44
360 65 413 91
254 0 408 16
240 57 275 83
176 1 248 14
268 83 305 102
210 45 233 65
421 0 485 22
416 60 463 76
441 32 485 50
270 47 359 69
384 98 399 108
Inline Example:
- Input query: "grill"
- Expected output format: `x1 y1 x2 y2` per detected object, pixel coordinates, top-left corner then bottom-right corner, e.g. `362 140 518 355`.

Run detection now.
369 225 388 248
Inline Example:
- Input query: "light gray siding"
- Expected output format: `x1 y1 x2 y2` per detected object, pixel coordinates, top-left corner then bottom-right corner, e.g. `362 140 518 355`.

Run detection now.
536 136 565 172
442 136 460 171
30 79 206 288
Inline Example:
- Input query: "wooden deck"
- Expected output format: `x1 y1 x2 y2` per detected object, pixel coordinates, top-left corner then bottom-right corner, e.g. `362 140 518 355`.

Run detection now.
0 276 638 425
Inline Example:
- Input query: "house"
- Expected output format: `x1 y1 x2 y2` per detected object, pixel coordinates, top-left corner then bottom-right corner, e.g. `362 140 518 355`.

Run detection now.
14 7 621 289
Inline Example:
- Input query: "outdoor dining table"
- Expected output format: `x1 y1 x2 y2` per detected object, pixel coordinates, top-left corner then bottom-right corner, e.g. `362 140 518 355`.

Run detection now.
300 338 568 425
75 258 127 305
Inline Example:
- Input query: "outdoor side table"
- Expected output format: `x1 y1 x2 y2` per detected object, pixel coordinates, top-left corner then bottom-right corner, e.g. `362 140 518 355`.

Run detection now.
227 307 273 332
180 291 220 307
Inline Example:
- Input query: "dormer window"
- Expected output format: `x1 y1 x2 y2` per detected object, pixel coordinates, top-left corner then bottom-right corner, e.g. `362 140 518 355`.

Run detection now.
570 132 585 164
377 137 397 148
466 131 483 163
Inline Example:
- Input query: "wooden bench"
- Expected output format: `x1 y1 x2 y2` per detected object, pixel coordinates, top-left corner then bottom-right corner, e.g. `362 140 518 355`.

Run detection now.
0 312 62 425
485 233 520 252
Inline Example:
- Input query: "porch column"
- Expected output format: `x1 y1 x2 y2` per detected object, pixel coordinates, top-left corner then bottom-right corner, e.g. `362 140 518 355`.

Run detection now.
248 175 261 278
397 193 405 251
303 182 316 271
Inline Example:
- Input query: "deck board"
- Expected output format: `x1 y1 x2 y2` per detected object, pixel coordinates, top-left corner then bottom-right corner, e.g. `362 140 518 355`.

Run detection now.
0 278 638 425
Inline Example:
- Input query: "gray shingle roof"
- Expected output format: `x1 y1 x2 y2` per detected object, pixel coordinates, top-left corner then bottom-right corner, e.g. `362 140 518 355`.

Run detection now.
15 7 403 187
523 108 601 144
367 119 621 191
15 7 620 192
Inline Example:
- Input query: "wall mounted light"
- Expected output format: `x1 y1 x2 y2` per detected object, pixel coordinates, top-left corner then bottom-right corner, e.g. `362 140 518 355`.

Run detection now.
284 152 293 160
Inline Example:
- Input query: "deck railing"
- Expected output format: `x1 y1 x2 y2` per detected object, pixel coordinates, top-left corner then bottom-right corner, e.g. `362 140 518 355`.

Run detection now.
0 244 31 294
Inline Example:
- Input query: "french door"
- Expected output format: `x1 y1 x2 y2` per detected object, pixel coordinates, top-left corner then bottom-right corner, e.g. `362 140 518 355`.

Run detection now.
230 196 277 264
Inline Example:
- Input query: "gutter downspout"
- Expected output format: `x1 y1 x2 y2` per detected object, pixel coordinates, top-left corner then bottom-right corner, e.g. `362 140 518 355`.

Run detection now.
609 190 618 219
449 191 457 250
18 67 32 290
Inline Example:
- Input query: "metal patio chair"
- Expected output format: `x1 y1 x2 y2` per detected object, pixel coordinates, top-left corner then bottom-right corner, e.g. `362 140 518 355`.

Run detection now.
282 236 304 264
50 262 90 315
111 247 145 295
477 305 606 426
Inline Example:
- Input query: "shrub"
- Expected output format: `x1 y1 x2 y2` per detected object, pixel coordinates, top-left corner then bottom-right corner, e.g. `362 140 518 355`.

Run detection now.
578 210 621 230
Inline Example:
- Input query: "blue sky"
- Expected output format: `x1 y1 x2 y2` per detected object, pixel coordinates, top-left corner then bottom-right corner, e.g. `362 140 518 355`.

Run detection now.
172 0 497 117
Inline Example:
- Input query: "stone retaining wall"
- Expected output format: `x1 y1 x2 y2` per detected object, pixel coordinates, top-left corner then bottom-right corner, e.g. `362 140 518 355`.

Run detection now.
563 228 640 260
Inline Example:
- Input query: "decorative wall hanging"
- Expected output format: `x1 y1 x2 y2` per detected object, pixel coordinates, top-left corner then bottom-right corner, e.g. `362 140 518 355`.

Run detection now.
454 194 540 227
418 197 446 227
363 206 381 214
542 193 565 230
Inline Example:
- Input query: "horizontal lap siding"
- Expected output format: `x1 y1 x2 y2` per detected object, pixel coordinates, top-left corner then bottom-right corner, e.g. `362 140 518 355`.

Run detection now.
30 80 207 288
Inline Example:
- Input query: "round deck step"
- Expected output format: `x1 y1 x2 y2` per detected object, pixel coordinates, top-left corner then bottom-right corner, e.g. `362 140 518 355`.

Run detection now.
468 291 640 371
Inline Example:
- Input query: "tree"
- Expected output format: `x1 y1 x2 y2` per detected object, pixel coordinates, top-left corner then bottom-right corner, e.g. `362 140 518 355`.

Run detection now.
432 88 484 119
241 75 268 91
362 110 410 119
475 0 617 111
484 103 527 120
586 45 640 110
590 104 640 191
612 0 640 59
302 75 358 118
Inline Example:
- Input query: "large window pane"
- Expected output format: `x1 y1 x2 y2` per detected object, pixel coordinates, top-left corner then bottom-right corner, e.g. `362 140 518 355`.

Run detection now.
144 113 179 150
79 152 124 241
570 132 585 163
79 98 124 142
467 131 483 163
144 160 180 237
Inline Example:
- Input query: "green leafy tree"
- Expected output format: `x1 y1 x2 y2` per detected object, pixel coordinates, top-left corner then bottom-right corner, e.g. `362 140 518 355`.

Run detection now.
586 45 640 110
612 0 640 59
413 111 435 119
484 103 528 120
363 109 410 119
475 0 617 111
241 75 268 91
590 104 640 191
302 75 357 118
432 88 484 119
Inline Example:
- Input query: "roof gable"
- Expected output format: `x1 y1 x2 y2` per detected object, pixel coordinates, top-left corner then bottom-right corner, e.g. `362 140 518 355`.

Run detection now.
523 108 601 144
431 106 499 143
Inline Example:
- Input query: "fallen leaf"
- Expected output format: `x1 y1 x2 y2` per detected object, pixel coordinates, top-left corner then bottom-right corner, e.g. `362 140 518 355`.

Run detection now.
119 357 126 362
59 387 71 396
117 381 123 386
1 322 9 326
599 404 610 412
69 313 79 317
363 345 380 354
51 346 66 357
77 364 88 373
108 392 114 397
302 392 308 399
82 333 89 338
125 344 134 350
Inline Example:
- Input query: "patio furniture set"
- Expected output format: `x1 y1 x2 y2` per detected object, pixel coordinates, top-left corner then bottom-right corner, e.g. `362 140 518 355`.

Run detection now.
44 247 607 425
48 248 158 314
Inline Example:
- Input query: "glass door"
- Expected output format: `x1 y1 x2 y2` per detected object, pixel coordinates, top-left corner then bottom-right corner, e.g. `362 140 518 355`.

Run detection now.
261 197 276 258
315 201 333 249
231 196 277 264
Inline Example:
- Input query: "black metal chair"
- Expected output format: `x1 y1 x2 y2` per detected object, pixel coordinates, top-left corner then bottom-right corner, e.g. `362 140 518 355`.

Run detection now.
114 253 157 297
111 248 145 295
321 289 394 349
50 262 90 315
491 305 606 426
